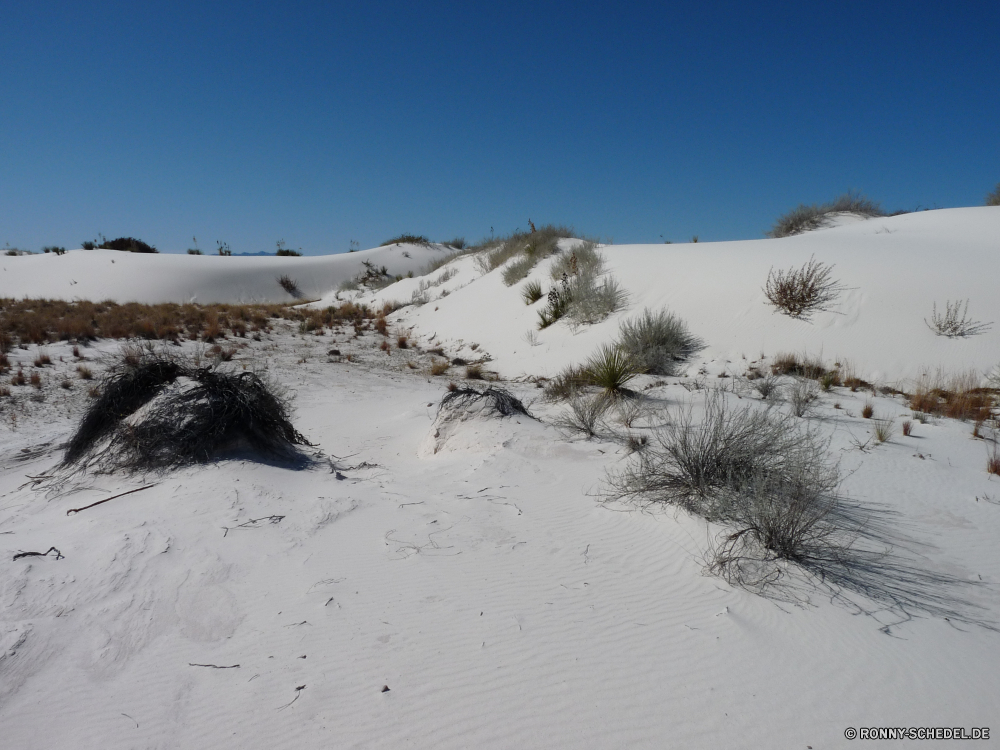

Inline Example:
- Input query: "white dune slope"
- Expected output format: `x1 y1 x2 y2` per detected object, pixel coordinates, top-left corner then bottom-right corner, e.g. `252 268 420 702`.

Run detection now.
0 242 453 304
1 208 999 749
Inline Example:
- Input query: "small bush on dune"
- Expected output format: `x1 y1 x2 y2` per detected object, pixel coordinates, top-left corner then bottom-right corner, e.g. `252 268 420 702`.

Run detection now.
99 237 158 253
521 280 544 305
925 299 992 338
553 393 610 439
382 234 430 246
277 275 303 298
605 392 835 521
475 224 573 276
986 183 1000 207
766 191 885 238
763 256 845 320
549 242 603 280
618 308 705 376
563 271 629 326
501 254 537 286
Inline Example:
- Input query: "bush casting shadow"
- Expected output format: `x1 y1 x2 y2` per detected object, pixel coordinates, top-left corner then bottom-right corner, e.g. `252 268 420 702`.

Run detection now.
605 391 995 629
63 350 313 472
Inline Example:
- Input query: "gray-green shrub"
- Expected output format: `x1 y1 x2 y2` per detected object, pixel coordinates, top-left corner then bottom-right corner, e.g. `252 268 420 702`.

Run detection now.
617 308 705 376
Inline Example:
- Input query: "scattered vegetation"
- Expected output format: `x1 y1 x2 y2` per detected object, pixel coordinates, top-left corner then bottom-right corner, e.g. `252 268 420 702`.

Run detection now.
382 234 430 246
872 417 894 443
475 224 571 276
901 419 913 437
766 191 885 238
986 183 1000 207
763 256 845 320
908 370 995 421
617 308 704 376
43 246 66 255
0 298 388 346
925 299 993 338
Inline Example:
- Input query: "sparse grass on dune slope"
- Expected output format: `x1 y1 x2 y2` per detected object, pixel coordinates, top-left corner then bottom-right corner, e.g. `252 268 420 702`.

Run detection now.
767 191 885 238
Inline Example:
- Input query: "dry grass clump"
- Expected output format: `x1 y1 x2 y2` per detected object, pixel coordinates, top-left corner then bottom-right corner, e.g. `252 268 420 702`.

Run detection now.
766 191 884 238
861 402 875 419
430 359 450 376
554 393 611 439
769 352 830 380
908 370 995 421
872 417 894 443
64 347 310 472
0 298 382 346
901 419 913 437
76 365 93 380
465 364 484 380
763 256 845 320
988 444 1000 476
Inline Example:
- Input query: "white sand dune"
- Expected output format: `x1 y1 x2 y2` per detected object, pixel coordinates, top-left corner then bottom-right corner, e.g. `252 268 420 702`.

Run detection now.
1 208 999 748
0 243 453 304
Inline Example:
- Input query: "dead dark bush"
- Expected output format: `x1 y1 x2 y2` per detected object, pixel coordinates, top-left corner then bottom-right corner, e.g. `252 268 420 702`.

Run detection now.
63 349 311 472
277 275 303 298
99 237 158 253
438 385 532 419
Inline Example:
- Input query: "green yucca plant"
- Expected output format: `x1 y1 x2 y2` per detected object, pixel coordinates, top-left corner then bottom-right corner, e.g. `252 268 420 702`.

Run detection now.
584 344 639 396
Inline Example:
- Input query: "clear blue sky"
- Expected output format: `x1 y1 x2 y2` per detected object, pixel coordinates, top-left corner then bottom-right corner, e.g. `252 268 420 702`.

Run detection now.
2 1 998 255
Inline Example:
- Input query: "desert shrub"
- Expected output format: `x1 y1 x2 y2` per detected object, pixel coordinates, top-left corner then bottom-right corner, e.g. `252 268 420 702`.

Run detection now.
439 385 531 418
924 299 993 338
617 308 705 376
789 380 819 417
563 271 629 326
446 237 466 249
549 242 603 280
750 373 782 400
64 350 310 472
276 248 302 256
43 246 66 255
521 279 544 305
277 275 303 298
501 254 537 286
553 393 610 439
766 191 884 238
763 256 844 320
465 364 484 379
861 402 874 419
986 183 1000 207
583 344 639 397
706 468 840 585
81 241 96 250
430 359 450 376
605 392 835 521
77 365 93 380
99 237 158 253
187 248 203 255
382 234 430 246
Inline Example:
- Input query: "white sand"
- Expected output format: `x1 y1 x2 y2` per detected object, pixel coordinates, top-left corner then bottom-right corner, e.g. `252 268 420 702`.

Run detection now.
1 209 999 748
